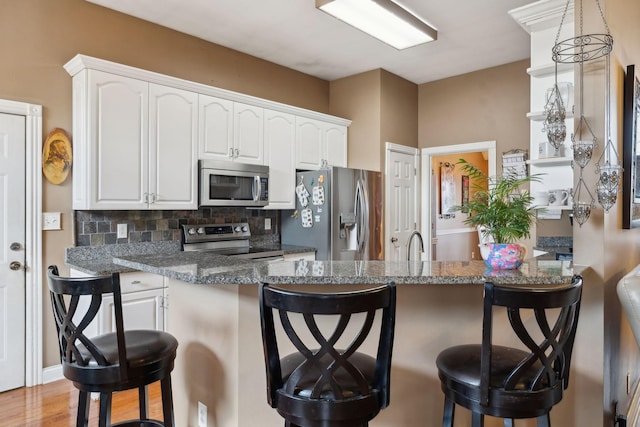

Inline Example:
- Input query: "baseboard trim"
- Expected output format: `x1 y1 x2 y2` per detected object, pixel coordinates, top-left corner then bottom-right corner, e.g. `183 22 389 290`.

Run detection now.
42 364 63 384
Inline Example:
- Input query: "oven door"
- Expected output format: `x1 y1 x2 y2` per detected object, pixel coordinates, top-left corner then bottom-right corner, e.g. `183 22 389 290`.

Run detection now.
199 160 269 207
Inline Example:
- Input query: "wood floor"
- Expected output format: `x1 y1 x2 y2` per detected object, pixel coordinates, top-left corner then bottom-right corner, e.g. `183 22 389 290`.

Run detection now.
0 379 162 426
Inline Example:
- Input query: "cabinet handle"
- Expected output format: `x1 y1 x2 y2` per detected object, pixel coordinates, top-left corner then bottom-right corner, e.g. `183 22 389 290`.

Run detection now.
229 148 234 158
149 193 156 204
235 148 239 158
130 280 141 285
144 193 149 203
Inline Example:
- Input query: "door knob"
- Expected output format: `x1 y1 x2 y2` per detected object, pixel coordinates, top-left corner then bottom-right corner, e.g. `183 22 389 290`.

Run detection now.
9 261 23 271
10 242 22 251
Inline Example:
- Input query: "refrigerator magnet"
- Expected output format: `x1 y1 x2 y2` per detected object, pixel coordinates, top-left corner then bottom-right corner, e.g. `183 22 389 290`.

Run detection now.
312 185 325 205
301 208 313 228
295 180 310 207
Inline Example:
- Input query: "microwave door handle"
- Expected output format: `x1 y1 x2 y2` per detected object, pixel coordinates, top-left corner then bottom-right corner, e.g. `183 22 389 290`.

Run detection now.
253 175 261 201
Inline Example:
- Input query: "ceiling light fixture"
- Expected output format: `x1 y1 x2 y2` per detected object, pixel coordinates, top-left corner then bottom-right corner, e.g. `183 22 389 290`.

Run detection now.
316 0 437 50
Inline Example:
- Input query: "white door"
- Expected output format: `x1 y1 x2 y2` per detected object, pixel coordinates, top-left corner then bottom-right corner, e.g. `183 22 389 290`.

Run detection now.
264 110 296 209
385 144 419 261
0 113 26 392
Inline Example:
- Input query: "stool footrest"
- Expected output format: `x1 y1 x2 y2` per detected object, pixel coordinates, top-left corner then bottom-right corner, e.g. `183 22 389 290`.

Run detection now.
112 420 165 427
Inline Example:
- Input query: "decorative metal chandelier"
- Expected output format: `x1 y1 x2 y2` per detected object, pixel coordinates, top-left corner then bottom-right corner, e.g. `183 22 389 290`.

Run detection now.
550 0 614 226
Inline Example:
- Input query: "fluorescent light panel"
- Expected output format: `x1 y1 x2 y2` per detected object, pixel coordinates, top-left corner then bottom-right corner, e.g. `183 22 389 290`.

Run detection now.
316 0 437 50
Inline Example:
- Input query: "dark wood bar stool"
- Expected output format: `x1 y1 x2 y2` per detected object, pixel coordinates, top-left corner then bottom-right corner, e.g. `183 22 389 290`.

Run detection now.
436 276 583 427
47 265 178 427
259 282 396 427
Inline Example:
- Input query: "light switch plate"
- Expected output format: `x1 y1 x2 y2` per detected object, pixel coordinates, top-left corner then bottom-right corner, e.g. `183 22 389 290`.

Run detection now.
43 212 62 230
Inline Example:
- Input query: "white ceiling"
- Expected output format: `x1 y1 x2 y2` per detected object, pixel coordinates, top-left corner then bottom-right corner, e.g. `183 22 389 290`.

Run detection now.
87 0 535 84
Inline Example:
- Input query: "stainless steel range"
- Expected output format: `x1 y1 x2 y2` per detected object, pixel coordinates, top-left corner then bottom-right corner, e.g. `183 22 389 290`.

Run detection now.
181 222 284 260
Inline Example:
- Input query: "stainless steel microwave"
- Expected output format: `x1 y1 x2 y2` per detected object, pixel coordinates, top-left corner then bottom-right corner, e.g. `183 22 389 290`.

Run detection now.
199 160 269 207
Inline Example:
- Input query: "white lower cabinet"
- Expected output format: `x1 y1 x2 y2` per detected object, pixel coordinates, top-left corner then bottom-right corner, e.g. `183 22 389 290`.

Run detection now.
283 251 316 261
70 270 168 336
100 287 167 334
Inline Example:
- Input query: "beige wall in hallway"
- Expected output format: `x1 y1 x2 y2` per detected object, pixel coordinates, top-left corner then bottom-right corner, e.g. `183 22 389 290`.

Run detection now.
0 0 332 368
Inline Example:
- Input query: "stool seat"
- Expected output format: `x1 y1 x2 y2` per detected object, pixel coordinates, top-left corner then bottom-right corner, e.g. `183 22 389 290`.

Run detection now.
260 282 396 427
436 278 583 427
48 265 177 427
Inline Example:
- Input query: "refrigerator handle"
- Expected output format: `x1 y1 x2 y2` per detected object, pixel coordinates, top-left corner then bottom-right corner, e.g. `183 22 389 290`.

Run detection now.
355 179 368 255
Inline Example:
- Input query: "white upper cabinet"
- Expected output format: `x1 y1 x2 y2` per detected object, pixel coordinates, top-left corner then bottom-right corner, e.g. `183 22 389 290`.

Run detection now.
233 102 264 164
149 84 198 209
71 69 197 210
198 95 233 160
295 117 347 170
199 96 264 165
64 54 350 210
75 70 149 210
264 110 296 209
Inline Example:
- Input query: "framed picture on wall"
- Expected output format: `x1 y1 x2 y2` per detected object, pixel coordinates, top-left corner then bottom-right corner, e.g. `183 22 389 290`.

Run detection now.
622 64 640 228
461 175 469 213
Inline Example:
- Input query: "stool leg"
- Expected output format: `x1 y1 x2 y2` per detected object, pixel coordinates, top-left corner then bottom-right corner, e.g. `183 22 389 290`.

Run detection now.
471 411 484 427
138 385 149 420
537 413 551 427
76 390 90 427
98 392 112 427
442 396 455 427
161 375 175 427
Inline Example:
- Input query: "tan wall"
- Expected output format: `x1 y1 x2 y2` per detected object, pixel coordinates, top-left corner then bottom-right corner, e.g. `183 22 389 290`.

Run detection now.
0 0 331 368
329 70 382 171
330 69 418 172
590 0 640 421
418 60 530 172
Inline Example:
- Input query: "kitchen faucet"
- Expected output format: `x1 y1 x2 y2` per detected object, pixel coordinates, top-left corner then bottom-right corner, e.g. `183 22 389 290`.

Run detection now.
407 230 424 261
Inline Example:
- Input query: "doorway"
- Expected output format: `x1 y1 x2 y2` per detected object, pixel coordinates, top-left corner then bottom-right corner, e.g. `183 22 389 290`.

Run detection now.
384 143 419 261
421 141 497 261
0 99 43 389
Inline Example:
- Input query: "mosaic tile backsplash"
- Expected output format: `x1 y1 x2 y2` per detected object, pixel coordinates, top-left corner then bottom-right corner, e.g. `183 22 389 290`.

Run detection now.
75 208 279 246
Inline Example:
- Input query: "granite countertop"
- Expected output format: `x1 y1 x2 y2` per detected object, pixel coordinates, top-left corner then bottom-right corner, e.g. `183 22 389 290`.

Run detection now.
112 251 582 287
65 242 316 276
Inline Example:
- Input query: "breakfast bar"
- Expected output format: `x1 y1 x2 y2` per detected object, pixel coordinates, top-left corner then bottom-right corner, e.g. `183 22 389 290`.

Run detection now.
105 252 592 427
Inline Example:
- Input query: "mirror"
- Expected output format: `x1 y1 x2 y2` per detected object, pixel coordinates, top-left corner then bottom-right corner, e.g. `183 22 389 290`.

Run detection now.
623 64 640 228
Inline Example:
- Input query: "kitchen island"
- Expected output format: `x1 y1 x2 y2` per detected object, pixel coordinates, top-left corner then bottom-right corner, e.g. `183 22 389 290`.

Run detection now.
108 252 594 427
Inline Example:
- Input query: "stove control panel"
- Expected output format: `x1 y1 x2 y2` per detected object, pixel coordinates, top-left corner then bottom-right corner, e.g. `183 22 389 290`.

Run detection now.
182 222 251 244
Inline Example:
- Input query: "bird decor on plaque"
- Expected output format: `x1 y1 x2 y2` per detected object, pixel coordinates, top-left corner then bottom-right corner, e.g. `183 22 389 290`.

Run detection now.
42 128 72 185
551 0 614 225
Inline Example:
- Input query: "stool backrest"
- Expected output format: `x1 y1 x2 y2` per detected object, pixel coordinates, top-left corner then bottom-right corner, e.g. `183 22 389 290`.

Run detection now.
480 277 583 406
260 282 396 409
47 265 128 382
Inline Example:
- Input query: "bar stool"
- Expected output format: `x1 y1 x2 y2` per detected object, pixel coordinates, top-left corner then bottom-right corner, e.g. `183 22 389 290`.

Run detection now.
47 265 178 427
259 282 396 427
436 277 583 427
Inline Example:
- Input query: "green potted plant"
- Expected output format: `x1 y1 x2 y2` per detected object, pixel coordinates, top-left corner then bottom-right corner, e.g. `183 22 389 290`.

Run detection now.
454 159 541 269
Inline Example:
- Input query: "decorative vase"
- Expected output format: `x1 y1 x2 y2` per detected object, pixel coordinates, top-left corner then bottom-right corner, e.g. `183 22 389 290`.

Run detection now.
484 243 526 270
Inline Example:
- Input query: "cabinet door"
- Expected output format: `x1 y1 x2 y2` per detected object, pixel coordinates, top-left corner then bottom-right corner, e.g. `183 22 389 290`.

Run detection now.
295 117 324 170
100 288 165 334
234 102 264 164
87 70 149 209
264 110 296 209
149 84 198 209
324 123 347 167
198 94 234 160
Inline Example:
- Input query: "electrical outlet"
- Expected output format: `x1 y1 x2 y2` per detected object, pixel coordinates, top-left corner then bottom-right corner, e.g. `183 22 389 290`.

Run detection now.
42 212 61 231
117 223 128 239
265 217 272 230
198 401 207 427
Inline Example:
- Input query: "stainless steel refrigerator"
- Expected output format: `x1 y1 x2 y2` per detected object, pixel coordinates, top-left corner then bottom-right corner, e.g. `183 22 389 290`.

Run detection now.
281 167 383 261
